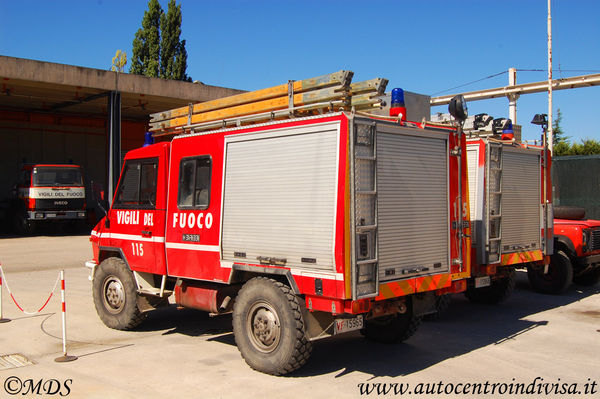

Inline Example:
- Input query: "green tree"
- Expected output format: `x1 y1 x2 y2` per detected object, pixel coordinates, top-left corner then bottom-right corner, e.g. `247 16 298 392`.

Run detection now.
130 0 161 77
571 139 600 155
130 0 190 81
553 140 571 156
552 108 569 145
160 0 190 81
551 108 600 156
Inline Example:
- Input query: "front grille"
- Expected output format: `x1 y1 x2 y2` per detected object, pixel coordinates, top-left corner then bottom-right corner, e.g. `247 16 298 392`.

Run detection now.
590 229 600 251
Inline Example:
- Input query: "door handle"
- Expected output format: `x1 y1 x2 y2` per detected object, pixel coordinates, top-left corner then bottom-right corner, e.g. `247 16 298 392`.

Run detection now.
142 230 152 238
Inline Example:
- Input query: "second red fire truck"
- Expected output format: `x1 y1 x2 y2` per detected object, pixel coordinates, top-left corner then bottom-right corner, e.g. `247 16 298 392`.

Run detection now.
463 115 553 303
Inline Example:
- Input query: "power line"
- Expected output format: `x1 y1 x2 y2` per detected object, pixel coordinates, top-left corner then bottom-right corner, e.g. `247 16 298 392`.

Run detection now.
433 68 600 97
517 69 600 73
431 71 507 96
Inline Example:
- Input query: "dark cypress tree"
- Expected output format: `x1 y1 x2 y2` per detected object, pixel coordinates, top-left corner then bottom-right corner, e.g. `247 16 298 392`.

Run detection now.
131 0 190 81
130 0 162 77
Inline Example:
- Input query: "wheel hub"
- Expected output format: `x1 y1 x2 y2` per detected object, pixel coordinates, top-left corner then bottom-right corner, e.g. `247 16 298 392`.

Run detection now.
103 276 125 314
248 303 280 353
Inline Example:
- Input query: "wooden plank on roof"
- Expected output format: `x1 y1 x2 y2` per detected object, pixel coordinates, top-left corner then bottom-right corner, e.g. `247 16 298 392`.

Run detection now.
150 70 353 123
149 85 349 131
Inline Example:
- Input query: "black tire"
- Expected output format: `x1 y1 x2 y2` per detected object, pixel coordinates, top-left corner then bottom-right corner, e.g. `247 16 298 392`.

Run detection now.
465 267 516 304
423 294 451 321
527 250 573 294
14 213 35 235
92 257 146 330
232 277 312 375
554 206 586 220
573 268 600 286
362 305 421 343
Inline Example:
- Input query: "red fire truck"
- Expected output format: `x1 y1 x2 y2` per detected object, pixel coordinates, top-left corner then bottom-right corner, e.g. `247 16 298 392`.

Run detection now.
86 77 471 374
463 116 553 303
11 163 86 234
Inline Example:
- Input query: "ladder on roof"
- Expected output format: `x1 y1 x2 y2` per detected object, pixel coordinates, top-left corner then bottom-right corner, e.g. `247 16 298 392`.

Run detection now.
486 142 503 264
149 70 388 136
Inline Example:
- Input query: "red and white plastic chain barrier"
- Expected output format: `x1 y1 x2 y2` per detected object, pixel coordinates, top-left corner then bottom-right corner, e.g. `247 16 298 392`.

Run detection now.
0 263 61 315
0 263 77 361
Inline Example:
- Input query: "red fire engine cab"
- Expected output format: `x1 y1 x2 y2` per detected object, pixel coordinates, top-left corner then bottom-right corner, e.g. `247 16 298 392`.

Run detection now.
86 80 471 374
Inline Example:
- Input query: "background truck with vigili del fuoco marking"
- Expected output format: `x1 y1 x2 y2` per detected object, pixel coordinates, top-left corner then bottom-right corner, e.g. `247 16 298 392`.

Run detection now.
86 71 471 375
7 163 87 234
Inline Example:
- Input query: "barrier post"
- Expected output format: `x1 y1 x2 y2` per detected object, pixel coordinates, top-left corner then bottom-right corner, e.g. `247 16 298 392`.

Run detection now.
54 270 77 362
0 264 11 323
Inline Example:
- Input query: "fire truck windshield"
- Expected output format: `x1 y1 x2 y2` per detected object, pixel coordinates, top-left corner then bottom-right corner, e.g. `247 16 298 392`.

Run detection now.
32 167 83 187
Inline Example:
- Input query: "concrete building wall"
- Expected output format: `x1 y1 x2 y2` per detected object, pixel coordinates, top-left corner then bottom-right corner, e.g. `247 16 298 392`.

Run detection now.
0 110 147 218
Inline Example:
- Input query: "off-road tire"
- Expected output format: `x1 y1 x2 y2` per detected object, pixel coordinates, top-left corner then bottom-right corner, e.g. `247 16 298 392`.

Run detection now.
232 277 312 375
362 306 421 343
92 257 146 330
527 250 573 294
573 268 600 286
465 267 516 304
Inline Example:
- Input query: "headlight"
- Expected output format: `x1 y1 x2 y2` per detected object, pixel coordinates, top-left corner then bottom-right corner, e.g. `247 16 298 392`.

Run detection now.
583 229 590 252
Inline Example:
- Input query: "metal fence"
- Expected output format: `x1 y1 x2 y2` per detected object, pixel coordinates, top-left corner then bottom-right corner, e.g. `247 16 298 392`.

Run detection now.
552 155 600 219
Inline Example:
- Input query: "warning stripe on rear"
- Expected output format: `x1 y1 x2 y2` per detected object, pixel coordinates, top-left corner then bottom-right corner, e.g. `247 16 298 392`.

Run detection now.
414 273 451 293
501 249 543 266
376 273 452 300
377 280 415 299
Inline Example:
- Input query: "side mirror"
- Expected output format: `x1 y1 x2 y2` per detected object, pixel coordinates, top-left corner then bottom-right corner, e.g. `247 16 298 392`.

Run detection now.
448 95 468 122
91 180 108 218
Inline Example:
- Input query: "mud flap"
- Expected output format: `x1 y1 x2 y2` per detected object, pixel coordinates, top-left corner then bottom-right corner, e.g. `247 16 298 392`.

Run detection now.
412 292 437 317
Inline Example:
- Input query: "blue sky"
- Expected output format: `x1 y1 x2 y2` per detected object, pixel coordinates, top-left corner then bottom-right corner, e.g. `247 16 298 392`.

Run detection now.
1 0 599 143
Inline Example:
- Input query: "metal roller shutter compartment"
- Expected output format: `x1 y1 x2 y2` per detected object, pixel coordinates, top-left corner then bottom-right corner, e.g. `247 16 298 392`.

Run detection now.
377 130 450 281
222 124 339 271
501 149 541 252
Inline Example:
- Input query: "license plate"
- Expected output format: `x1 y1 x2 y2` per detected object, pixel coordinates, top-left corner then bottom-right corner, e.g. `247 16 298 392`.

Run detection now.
334 315 363 334
475 276 491 288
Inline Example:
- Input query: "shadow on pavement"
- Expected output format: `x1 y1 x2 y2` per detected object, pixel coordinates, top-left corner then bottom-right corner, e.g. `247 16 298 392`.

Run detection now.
123 272 600 378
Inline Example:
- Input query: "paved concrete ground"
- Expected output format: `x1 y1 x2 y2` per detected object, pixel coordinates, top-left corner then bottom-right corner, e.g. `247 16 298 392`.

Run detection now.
0 234 598 398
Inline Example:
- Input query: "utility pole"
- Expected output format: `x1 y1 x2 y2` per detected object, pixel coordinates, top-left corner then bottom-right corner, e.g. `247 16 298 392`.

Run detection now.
548 0 553 154
508 68 518 124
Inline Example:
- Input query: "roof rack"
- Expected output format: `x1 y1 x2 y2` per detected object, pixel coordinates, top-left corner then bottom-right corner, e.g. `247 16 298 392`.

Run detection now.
150 70 388 137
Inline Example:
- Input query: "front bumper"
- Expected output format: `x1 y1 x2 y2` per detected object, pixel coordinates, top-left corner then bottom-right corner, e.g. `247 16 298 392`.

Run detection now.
28 210 86 221
85 260 97 281
576 253 600 267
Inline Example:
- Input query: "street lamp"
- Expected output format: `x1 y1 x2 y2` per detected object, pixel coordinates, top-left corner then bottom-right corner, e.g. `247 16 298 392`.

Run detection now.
531 113 548 130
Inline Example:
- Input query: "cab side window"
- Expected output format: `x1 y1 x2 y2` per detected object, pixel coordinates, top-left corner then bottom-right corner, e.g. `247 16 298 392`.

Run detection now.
114 158 158 209
178 156 211 209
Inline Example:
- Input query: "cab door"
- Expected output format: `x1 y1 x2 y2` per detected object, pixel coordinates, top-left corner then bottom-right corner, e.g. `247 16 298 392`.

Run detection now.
109 144 169 275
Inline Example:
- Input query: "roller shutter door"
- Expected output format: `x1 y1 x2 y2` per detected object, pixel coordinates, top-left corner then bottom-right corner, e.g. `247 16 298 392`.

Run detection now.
222 125 339 271
501 149 541 252
377 131 449 281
